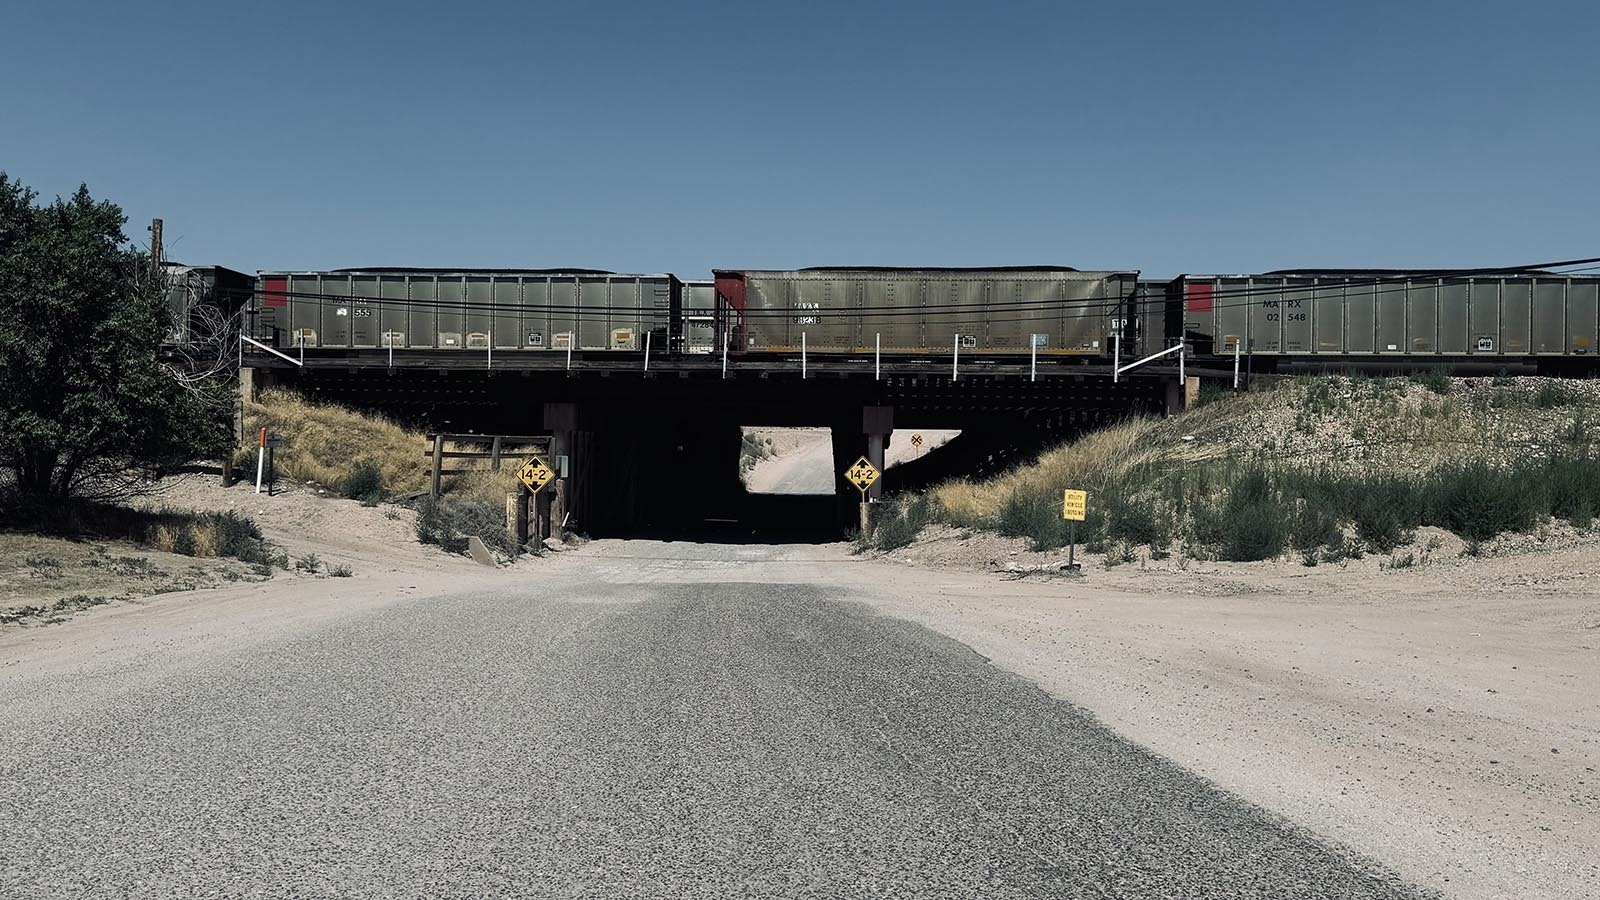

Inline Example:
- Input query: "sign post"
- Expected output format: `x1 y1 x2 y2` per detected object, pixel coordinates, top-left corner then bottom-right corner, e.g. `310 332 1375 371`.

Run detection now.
844 456 882 533
254 428 267 494
516 455 557 541
910 433 923 457
1062 489 1087 572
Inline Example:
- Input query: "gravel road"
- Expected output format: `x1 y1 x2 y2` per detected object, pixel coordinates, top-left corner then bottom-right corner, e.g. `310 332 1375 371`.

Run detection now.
0 572 1423 898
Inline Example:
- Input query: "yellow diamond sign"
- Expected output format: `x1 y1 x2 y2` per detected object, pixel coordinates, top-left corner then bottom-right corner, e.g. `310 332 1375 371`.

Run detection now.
844 456 881 494
517 456 555 492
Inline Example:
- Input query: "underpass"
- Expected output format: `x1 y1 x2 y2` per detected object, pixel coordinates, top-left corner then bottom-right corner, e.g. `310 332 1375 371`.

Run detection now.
243 351 1185 536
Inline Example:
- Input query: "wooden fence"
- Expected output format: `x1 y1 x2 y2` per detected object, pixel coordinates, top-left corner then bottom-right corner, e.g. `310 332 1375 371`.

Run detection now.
424 433 552 498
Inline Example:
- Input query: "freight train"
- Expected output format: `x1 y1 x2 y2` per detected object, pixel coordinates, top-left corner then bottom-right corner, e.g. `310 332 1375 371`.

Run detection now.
204 262 1600 373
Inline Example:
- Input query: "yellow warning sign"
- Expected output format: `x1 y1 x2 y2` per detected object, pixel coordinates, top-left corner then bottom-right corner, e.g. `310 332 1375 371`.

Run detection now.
1062 489 1087 522
910 433 924 448
517 456 555 492
845 456 881 494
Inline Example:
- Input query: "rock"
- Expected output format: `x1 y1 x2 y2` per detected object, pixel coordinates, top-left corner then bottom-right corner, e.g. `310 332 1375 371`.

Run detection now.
467 536 496 567
542 537 565 553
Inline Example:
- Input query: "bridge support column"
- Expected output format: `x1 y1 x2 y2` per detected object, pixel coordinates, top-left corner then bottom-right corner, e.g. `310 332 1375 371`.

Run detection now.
543 402 583 539
832 406 894 532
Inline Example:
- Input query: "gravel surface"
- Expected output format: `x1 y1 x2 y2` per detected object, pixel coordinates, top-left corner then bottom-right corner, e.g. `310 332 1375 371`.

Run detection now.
0 578 1422 899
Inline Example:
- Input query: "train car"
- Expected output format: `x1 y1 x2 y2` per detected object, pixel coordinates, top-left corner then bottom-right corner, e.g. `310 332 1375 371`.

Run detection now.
1171 270 1600 364
711 267 1139 357
162 264 252 345
254 269 682 353
681 279 718 354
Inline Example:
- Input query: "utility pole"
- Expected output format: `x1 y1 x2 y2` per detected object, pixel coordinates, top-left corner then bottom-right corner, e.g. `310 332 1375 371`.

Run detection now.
149 218 163 269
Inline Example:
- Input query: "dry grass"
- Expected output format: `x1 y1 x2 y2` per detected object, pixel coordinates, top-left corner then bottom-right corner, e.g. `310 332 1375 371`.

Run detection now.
935 415 1223 525
241 389 538 503
243 389 428 496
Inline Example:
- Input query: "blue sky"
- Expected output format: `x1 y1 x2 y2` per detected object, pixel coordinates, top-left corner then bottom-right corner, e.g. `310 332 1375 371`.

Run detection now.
2 1 1595 278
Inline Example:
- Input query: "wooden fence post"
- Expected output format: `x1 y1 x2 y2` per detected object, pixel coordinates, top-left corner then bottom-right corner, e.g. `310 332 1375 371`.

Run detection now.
490 435 503 472
430 434 444 498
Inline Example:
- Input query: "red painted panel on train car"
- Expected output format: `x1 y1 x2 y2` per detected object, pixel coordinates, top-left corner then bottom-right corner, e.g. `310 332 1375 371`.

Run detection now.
263 276 288 308
1186 280 1215 312
712 270 746 312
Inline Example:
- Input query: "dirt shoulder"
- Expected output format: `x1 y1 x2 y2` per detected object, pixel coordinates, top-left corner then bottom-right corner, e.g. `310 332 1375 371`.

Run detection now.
842 534 1600 900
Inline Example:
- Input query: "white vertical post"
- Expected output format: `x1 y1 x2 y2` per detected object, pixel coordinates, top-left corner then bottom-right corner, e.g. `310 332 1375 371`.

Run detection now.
299 339 304 366
487 330 492 370
566 337 572 371
1030 338 1037 382
875 333 881 380
801 332 807 379
238 332 243 369
952 333 959 380
254 428 266 494
721 333 728 379
388 333 393 369
1112 332 1120 383
1233 340 1241 389
1178 339 1185 387
644 330 651 372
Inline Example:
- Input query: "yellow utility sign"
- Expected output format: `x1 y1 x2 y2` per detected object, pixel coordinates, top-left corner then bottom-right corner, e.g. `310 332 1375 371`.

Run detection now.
845 456 882 494
1062 489 1087 521
517 456 555 492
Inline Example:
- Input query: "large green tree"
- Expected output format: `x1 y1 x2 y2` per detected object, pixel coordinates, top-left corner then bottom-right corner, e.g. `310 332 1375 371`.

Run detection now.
0 173 232 503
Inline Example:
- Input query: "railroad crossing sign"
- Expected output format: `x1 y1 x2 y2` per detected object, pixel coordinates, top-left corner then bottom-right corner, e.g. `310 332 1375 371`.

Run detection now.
844 456 881 494
1062 489 1087 522
516 455 555 493
910 433 923 450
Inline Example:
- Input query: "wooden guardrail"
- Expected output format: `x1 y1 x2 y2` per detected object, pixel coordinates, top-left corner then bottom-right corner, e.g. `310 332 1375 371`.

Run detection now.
424 433 551 497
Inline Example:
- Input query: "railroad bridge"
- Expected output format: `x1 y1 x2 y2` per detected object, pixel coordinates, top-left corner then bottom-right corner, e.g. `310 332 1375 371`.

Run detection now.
242 348 1192 538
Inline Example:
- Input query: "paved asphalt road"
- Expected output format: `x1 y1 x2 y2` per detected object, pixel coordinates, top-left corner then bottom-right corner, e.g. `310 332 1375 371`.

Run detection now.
0 580 1426 899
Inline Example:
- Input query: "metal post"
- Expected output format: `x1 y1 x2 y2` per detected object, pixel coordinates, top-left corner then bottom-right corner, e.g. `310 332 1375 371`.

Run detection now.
299 339 304 366
1112 332 1120 383
1178 339 1185 387
721 333 728 379
644 330 651 372
952 333 959 380
388 333 393 369
1030 338 1037 382
487 330 492 370
253 427 266 494
875 333 881 380
566 337 572 371
802 332 807 379
1233 339 1241 390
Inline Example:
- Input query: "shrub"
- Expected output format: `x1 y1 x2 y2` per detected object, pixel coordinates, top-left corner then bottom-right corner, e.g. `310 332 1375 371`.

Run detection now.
1289 502 1342 552
1429 463 1539 541
996 488 1066 551
1103 489 1167 547
295 552 321 574
414 496 514 555
342 460 386 504
871 494 935 551
1216 468 1288 561
328 563 353 577
1411 367 1452 395
1534 380 1572 409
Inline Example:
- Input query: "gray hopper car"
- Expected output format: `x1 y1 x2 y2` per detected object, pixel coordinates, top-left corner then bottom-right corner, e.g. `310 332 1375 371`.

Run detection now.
162 264 252 345
712 267 1139 356
254 269 681 352
1176 271 1600 359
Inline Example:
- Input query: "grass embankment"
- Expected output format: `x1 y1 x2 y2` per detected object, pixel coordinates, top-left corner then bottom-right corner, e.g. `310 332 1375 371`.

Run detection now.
866 374 1600 562
242 389 524 553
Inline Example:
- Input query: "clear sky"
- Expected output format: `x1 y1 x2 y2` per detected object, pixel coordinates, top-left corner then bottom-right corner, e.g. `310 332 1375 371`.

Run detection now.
2 1 1595 278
